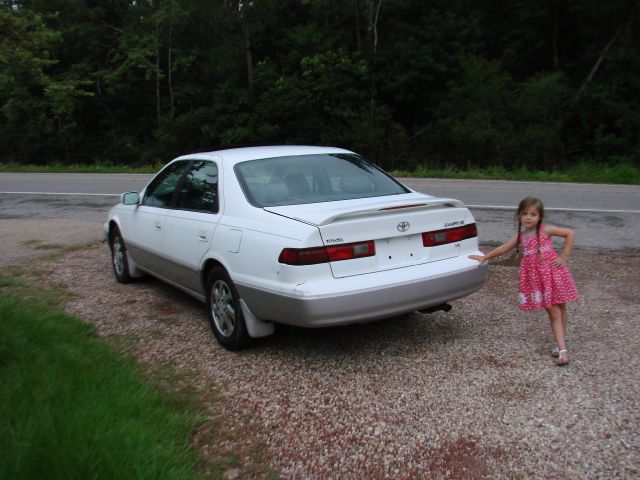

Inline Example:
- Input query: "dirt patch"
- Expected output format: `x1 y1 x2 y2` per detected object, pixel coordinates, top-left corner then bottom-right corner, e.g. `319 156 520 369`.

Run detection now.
0 218 104 267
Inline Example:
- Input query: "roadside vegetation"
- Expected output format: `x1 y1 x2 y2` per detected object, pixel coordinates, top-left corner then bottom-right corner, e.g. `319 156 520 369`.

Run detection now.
1 3 638 179
0 163 162 174
0 277 219 480
391 161 640 185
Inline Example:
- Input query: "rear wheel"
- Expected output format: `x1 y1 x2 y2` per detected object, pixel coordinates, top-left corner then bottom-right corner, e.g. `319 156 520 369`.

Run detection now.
109 228 133 283
206 267 249 350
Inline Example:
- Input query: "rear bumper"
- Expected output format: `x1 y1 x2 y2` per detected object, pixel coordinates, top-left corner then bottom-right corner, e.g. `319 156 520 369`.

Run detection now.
237 259 488 327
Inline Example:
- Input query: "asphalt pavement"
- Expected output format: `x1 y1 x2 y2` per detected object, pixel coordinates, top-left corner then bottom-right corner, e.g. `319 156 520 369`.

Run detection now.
1 173 638 212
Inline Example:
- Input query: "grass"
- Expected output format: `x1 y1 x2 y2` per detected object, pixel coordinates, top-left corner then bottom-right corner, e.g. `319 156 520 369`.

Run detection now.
392 162 640 185
0 163 161 174
0 290 217 480
19 239 43 247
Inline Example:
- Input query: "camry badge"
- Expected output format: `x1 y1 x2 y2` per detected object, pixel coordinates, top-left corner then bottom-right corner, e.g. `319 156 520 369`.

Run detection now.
397 221 410 232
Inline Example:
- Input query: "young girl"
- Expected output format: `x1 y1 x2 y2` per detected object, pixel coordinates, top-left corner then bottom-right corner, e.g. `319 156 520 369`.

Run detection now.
469 197 579 366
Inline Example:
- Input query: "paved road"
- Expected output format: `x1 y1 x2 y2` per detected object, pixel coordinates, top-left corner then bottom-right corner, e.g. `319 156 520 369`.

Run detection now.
401 178 640 213
0 172 150 196
1 173 638 212
0 174 639 262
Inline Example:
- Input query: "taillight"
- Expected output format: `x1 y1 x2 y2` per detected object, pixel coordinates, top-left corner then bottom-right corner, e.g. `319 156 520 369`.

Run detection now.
422 223 477 247
279 240 375 266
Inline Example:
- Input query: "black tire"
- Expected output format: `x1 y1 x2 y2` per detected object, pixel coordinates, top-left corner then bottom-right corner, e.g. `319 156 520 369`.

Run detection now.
109 228 133 283
206 266 250 350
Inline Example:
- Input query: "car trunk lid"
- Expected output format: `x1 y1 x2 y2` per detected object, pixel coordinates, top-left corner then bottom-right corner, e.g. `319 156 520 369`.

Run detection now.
265 194 474 278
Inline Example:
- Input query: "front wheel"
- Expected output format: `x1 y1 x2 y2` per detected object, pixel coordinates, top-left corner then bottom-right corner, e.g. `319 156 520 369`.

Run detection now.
109 228 133 283
206 267 250 350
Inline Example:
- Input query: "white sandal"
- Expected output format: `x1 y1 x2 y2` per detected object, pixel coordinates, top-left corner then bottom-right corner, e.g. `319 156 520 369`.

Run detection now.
554 349 569 366
551 346 560 358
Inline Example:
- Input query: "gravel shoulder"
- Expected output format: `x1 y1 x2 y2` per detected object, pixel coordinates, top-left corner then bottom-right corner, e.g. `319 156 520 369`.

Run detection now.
26 243 640 479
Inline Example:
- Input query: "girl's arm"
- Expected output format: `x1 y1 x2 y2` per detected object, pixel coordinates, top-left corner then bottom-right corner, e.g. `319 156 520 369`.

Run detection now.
543 224 575 266
468 234 518 264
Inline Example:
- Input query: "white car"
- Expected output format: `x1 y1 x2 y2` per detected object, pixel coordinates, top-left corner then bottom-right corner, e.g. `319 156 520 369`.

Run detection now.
105 146 488 350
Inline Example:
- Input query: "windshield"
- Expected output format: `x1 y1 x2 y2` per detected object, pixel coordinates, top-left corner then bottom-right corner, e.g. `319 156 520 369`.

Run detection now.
235 153 410 207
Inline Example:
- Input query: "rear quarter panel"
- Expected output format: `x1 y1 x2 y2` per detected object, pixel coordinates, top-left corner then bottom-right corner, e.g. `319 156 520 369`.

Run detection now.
211 211 326 292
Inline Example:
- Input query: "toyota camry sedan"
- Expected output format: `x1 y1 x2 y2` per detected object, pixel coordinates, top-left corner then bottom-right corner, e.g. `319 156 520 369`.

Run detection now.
105 146 488 350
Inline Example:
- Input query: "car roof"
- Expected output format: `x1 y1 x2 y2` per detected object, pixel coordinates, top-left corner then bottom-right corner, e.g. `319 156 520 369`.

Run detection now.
174 145 355 166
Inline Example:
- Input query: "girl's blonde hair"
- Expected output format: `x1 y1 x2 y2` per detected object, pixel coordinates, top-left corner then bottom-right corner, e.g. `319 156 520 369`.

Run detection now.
515 197 545 257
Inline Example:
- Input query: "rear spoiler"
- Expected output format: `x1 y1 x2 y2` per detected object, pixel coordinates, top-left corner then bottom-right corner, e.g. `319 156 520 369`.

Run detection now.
316 198 465 225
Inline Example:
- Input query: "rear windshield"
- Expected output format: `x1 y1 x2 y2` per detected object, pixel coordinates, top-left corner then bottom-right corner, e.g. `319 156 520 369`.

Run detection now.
235 153 410 207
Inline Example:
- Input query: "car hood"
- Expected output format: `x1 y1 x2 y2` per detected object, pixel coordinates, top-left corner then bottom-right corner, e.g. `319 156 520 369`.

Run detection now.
263 192 465 226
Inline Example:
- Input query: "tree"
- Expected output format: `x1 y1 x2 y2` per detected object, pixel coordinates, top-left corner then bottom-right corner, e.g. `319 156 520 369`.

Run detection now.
516 72 570 171
431 55 516 169
0 7 59 162
0 0 637 169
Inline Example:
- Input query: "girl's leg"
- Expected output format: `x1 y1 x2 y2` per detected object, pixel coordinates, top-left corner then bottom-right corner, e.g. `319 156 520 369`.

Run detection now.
546 305 567 351
559 303 568 337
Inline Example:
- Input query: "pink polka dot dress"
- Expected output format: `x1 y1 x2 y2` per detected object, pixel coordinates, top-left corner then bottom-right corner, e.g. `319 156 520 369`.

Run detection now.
518 225 579 311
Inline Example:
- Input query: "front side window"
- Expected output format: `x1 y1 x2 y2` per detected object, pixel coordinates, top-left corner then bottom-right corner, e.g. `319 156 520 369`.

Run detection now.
175 161 219 213
235 153 409 207
142 161 189 207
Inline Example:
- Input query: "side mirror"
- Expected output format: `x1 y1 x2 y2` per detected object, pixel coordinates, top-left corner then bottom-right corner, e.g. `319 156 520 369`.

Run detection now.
121 192 140 205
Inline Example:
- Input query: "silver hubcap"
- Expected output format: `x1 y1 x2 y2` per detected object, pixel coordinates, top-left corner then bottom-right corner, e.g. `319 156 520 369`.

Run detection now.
112 236 124 276
211 279 235 337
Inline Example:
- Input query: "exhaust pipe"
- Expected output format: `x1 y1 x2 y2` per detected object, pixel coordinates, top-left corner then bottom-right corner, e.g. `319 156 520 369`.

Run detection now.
418 303 452 314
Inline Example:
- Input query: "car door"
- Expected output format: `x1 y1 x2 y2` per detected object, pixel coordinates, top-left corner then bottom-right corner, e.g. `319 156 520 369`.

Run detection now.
126 160 189 272
161 159 221 295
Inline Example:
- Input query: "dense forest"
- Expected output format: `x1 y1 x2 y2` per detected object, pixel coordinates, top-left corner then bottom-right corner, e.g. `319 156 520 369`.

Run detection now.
0 0 638 172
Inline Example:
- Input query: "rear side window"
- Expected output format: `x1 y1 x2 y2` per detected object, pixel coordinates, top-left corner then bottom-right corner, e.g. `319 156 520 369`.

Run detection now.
142 161 189 207
236 153 409 207
175 161 219 213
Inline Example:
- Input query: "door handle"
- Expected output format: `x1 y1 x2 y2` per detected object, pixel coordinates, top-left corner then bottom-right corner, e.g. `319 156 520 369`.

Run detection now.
154 222 162 231
198 230 208 242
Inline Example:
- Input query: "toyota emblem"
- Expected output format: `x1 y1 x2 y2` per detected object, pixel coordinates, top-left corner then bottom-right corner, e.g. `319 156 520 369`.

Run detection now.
397 221 410 232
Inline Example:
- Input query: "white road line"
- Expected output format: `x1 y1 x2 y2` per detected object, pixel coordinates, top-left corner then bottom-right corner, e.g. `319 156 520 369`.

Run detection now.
1 192 638 214
0 191 120 196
